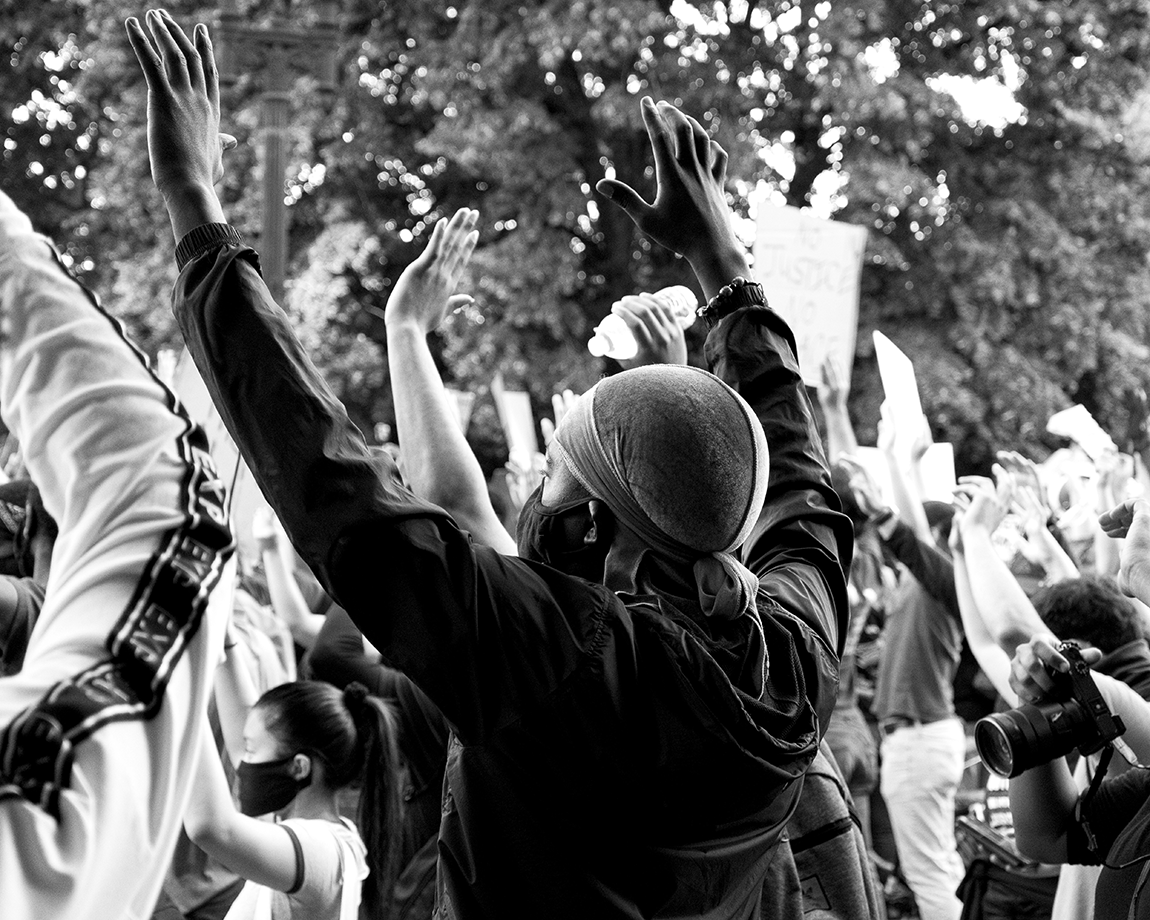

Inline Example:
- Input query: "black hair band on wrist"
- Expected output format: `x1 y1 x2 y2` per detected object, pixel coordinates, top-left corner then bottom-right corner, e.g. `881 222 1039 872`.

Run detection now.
872 508 896 527
696 276 767 328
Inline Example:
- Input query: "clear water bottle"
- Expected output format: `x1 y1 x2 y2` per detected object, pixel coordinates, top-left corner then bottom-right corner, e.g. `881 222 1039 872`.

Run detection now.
587 285 698 360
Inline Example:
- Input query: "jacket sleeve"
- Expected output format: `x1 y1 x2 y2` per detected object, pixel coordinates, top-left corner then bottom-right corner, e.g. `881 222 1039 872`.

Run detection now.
171 236 613 743
883 519 960 619
704 305 852 734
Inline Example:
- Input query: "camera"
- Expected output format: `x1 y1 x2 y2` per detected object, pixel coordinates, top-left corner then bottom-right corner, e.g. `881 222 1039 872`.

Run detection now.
975 641 1126 778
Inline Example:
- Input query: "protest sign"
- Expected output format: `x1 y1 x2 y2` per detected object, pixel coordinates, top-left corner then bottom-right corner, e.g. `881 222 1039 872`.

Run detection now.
855 443 956 511
874 331 928 455
1046 404 1117 462
491 373 539 470
753 202 867 387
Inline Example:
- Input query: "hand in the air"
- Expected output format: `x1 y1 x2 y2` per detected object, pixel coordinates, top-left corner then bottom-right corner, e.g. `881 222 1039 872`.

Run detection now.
384 209 479 334
596 97 737 268
126 11 234 199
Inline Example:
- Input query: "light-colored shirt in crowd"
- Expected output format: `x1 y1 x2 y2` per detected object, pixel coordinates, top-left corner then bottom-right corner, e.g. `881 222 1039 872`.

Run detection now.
224 816 367 920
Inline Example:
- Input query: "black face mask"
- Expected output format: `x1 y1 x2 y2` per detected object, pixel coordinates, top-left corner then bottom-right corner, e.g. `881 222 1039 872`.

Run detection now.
236 755 311 816
516 484 606 580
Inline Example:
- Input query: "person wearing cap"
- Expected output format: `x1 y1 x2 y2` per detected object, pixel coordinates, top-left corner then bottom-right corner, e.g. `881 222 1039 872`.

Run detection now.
129 11 850 918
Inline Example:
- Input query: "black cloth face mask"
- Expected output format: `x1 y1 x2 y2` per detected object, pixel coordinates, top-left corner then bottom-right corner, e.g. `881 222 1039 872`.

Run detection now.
236 755 311 816
516 484 606 580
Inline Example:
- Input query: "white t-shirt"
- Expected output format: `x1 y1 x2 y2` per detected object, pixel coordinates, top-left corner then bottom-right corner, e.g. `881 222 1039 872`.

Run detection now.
224 817 369 920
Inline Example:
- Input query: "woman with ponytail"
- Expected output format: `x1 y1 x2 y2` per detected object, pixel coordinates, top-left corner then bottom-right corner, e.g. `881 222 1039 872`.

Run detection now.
183 679 405 920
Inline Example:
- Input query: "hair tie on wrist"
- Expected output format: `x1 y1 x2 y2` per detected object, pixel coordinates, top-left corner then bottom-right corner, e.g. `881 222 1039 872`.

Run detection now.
872 508 896 527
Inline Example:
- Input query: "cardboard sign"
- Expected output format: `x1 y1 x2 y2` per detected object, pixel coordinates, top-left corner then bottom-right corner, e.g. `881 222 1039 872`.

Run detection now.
874 331 928 454
753 203 868 387
854 443 956 510
490 373 539 470
1046 404 1117 462
918 442 957 503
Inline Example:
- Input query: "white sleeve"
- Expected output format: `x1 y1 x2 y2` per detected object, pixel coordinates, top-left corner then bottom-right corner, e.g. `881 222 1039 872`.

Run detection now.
0 190 235 920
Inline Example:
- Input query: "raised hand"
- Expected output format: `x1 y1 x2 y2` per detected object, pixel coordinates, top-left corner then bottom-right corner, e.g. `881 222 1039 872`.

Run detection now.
996 450 1049 513
596 97 744 294
126 12 231 201
835 455 887 520
1110 498 1150 603
385 209 479 334
540 389 579 446
613 293 688 368
817 355 849 412
251 504 285 552
1099 497 1147 539
955 474 1010 535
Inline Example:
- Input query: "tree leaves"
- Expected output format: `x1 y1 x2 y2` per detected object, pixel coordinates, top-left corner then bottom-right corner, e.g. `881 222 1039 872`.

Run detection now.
7 0 1150 475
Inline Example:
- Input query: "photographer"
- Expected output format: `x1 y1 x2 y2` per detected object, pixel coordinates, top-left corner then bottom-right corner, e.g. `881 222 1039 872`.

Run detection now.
1002 497 1150 918
1004 633 1150 918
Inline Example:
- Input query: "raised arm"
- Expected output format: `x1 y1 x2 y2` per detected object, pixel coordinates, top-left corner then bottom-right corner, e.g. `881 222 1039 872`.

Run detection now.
1100 496 1150 619
838 454 958 613
0 180 233 916
957 481 1048 653
254 507 326 650
949 511 1016 703
132 14 635 743
383 209 516 555
598 98 851 721
878 408 933 542
997 451 1079 584
183 720 302 891
816 355 858 463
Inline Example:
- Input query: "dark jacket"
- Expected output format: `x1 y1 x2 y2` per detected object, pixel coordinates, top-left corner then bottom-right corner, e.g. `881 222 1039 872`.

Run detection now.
172 233 850 920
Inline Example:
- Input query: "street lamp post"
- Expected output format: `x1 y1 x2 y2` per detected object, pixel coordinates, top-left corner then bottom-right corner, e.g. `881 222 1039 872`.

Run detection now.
216 0 340 304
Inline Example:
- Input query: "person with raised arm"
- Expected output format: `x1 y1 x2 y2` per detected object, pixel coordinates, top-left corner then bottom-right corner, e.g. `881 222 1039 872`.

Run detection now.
0 181 234 915
127 12 849 918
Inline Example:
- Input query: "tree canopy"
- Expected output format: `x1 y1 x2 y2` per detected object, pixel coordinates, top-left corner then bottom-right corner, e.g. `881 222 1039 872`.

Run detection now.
7 0 1150 475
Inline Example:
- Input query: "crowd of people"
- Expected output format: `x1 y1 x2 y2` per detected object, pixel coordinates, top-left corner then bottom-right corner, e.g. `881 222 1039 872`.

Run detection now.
2 9 1150 920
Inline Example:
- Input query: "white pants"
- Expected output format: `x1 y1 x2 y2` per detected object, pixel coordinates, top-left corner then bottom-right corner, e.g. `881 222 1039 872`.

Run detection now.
880 717 966 920
0 192 234 920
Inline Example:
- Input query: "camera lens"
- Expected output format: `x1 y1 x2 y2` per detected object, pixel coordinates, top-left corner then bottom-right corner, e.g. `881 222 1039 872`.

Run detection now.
975 699 1093 778
974 717 1016 777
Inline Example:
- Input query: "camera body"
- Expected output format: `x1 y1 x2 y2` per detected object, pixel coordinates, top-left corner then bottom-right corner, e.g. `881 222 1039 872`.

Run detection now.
975 641 1126 778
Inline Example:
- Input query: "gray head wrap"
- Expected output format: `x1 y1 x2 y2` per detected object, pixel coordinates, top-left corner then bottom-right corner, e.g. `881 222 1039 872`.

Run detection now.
552 365 768 621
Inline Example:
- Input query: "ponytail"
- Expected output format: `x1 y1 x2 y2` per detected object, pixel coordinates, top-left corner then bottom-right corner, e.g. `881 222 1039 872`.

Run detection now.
257 680 407 919
342 682 405 919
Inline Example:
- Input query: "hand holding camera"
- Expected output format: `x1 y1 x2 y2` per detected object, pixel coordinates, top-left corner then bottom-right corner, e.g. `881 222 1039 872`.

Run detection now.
977 636 1119 778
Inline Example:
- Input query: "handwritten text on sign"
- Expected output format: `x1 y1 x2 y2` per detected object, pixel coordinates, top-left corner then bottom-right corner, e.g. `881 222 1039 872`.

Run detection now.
753 203 868 387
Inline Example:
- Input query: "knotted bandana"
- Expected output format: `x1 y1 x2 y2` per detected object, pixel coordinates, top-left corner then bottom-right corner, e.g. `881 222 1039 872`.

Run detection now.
552 365 768 622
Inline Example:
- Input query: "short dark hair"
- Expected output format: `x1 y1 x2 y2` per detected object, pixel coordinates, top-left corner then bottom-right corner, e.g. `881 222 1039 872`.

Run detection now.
1032 575 1143 653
